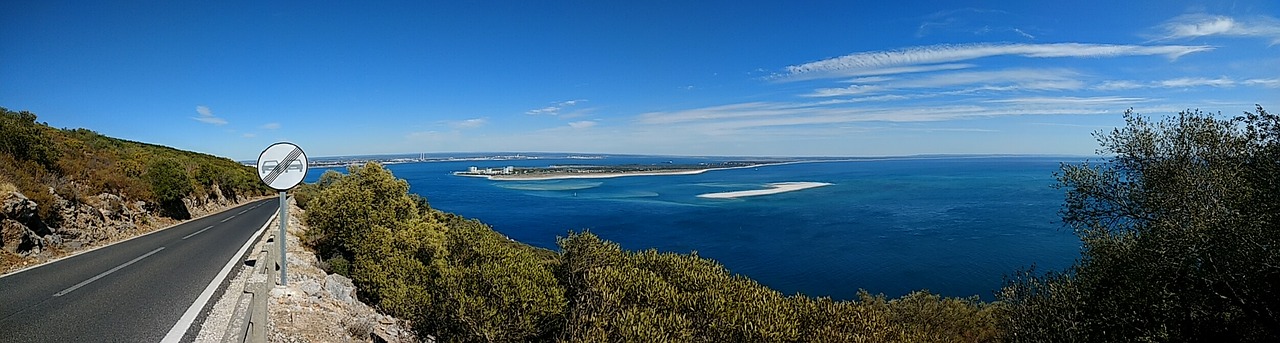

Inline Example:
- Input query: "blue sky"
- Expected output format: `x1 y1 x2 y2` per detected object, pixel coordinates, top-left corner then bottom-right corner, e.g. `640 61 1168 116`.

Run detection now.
2 1 1277 160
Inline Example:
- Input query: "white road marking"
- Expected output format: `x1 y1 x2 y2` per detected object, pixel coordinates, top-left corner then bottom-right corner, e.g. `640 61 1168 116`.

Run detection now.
182 226 215 240
220 215 235 223
238 210 247 215
161 211 277 343
53 247 165 297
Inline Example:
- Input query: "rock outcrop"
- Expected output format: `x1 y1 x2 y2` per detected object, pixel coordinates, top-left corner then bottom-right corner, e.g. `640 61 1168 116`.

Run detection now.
1 183 261 273
2 190 46 255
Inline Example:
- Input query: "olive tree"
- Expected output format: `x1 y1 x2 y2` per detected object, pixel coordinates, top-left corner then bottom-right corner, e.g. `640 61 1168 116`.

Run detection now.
1000 106 1280 342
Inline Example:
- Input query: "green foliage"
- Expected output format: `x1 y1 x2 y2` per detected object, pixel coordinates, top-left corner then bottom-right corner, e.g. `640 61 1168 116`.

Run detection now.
0 107 57 168
292 169 342 210
302 163 1001 342
1000 106 1280 342
324 254 351 276
146 158 192 204
302 163 567 342
303 163 421 261
0 107 272 222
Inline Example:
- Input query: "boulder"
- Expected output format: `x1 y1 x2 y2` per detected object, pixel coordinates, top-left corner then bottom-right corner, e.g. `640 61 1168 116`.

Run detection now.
324 273 357 303
2 219 42 255
2 191 44 253
2 219 24 253
297 279 323 298
2 190 38 225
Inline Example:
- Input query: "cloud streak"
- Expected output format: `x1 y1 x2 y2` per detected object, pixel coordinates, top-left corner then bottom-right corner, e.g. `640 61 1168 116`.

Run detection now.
192 105 227 125
527 99 587 115
1093 76 1279 90
568 120 597 129
779 43 1213 81
637 100 1118 132
452 118 488 129
806 68 1085 97
1157 14 1280 44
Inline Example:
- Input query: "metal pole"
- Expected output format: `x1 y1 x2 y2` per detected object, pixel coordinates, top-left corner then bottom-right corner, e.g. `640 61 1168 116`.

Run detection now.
278 191 288 286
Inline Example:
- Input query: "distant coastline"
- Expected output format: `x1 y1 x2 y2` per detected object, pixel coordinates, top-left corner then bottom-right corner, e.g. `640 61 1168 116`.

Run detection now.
697 182 834 199
453 161 803 181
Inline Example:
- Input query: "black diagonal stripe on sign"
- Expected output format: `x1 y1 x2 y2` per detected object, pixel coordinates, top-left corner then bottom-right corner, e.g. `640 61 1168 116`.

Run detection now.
263 147 302 185
264 147 302 186
263 148 301 186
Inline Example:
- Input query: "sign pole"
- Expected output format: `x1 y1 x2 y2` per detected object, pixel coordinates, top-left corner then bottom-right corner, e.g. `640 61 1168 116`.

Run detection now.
278 191 288 286
256 141 308 289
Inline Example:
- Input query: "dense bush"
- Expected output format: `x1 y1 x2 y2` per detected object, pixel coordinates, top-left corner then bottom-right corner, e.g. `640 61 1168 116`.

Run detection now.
147 158 193 218
0 108 58 168
999 106 1280 342
302 162 1001 342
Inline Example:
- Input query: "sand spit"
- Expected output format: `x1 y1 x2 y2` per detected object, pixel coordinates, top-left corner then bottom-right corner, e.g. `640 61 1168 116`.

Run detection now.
696 182 833 199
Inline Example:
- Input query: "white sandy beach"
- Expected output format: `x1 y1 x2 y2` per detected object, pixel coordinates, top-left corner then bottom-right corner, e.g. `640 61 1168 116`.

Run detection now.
696 182 833 199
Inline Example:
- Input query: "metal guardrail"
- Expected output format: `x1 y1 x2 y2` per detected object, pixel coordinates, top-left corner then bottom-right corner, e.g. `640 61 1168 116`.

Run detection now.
223 232 278 343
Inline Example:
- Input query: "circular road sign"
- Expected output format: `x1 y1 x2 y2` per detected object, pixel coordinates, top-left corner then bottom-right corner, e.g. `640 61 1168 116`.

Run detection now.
257 142 308 191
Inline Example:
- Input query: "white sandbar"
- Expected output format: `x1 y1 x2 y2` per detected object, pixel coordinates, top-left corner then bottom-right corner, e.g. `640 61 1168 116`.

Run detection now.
696 182 833 199
456 162 798 181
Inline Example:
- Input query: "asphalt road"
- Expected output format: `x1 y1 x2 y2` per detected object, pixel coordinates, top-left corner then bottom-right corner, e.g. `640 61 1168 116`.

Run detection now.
0 198 277 342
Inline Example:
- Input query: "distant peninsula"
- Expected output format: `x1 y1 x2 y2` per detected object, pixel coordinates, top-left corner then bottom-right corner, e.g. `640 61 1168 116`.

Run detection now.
453 160 795 180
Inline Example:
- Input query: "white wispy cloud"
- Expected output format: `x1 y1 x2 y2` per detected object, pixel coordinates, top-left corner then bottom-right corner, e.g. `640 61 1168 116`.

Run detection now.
1243 78 1280 88
807 85 884 97
636 101 1116 132
816 94 915 105
1159 77 1235 88
805 68 1084 97
985 96 1149 105
842 76 895 83
1093 76 1271 90
192 105 227 125
1013 28 1035 39
568 120 597 129
451 118 488 129
638 102 819 125
1157 13 1280 44
242 133 257 138
1094 80 1146 91
526 99 587 115
778 43 1213 81
895 68 1083 90
789 63 977 80
261 122 281 130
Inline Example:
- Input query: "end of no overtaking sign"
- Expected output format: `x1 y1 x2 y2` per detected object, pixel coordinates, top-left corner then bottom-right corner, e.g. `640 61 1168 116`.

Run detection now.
258 142 307 287
257 142 308 191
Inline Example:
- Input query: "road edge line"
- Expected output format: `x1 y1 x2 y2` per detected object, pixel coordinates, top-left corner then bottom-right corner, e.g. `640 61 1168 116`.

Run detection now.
160 208 278 343
0 197 271 279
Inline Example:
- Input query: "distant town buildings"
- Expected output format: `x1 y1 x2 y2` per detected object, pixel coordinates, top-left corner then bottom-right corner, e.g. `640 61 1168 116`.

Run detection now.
465 166 515 175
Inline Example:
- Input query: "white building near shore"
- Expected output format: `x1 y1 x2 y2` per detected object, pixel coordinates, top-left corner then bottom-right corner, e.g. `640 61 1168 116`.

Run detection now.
466 166 515 175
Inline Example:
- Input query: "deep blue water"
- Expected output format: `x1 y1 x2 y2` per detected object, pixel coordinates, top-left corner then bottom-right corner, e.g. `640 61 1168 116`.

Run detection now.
305 156 1083 300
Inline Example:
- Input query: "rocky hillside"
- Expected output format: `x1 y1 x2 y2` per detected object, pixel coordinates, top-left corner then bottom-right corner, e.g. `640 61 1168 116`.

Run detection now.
1 183 264 272
0 107 272 272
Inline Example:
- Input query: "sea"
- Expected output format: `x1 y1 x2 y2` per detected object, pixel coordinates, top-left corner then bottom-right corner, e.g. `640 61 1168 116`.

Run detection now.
305 155 1085 300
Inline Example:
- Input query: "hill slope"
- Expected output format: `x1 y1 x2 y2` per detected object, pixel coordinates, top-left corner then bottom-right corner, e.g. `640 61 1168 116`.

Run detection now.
1 107 271 271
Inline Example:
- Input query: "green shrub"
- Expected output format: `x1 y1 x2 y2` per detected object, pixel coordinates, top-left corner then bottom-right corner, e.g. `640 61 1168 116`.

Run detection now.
0 107 57 168
999 106 1280 342
325 254 351 276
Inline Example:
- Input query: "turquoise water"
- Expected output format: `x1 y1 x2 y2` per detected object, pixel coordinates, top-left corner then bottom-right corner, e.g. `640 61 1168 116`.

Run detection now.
306 155 1083 300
